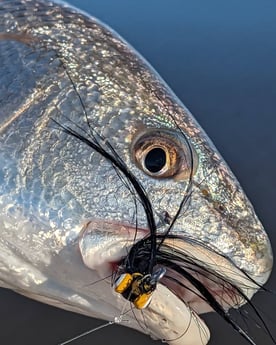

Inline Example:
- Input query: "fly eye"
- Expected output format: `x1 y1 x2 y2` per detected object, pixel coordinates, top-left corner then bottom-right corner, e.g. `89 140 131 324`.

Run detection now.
132 129 197 180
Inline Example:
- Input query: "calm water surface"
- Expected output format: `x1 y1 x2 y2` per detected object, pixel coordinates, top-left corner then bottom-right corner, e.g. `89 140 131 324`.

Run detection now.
0 1 276 344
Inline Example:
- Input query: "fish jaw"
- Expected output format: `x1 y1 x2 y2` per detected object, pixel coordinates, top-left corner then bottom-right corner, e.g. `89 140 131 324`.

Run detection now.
78 215 271 316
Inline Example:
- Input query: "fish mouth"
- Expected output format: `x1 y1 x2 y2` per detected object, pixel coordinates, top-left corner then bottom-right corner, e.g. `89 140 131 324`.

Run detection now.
126 234 256 317
79 220 260 344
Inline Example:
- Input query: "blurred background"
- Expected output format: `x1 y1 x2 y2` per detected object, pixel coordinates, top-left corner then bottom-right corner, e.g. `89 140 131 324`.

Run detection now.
0 0 275 344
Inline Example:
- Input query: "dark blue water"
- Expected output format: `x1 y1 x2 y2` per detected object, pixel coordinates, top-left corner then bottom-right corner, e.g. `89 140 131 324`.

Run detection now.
1 1 276 344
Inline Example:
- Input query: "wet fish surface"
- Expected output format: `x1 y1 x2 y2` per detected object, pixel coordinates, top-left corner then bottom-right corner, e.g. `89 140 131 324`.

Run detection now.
0 1 274 344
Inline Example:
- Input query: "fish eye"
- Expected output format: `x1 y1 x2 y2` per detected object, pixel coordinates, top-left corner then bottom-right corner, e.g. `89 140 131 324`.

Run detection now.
144 147 167 173
131 129 197 180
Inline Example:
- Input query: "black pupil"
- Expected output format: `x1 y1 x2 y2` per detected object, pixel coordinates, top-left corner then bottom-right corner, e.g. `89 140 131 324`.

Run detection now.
144 148 166 173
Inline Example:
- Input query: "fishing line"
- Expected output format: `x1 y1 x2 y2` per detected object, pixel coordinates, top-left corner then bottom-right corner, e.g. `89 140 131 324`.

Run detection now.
58 305 131 345
81 274 113 288
138 309 151 335
164 316 194 344
58 321 114 345
191 309 210 345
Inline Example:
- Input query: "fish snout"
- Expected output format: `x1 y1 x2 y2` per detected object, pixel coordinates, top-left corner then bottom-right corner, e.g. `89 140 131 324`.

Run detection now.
168 170 273 296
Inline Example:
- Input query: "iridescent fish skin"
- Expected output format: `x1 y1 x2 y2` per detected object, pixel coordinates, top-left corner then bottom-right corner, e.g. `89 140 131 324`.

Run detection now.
0 1 273 344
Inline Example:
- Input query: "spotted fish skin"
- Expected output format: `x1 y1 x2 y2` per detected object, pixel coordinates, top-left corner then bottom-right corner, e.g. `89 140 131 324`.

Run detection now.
0 1 273 344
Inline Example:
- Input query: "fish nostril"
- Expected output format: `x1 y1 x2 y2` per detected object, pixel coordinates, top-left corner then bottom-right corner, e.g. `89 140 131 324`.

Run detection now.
201 188 210 197
200 188 227 214
218 204 226 212
161 211 172 225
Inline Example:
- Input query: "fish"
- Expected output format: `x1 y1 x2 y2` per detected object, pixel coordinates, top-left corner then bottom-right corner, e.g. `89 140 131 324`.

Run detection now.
0 0 274 344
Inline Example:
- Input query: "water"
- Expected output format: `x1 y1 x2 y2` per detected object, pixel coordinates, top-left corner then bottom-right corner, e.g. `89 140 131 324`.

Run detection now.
1 1 276 344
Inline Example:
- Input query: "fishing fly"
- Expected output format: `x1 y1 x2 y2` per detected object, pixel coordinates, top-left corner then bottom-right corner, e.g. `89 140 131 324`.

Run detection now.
113 267 166 309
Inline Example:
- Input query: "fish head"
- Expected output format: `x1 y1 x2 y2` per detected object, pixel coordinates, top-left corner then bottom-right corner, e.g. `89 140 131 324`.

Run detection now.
0 1 273 344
